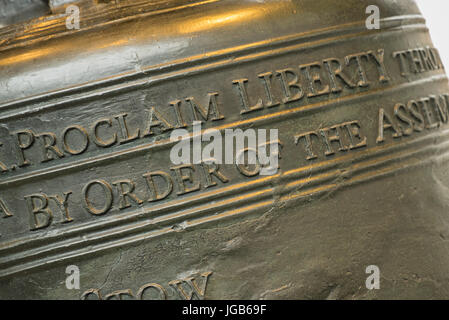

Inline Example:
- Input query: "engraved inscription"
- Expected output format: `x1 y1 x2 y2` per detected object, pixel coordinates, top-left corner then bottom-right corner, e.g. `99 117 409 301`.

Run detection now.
393 47 444 76
0 45 447 240
0 47 412 174
294 93 449 162
81 271 213 300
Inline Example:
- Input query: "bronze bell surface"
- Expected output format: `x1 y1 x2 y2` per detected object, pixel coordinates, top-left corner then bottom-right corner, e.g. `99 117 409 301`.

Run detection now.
0 0 449 300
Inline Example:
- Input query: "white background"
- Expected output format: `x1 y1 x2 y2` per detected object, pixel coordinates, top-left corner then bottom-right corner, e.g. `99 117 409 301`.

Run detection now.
415 0 449 69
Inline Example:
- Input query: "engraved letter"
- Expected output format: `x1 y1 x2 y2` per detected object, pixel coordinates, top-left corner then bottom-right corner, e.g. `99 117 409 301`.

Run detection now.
407 100 425 132
0 142 7 172
169 271 213 300
141 107 174 137
171 164 201 195
377 108 402 143
62 125 89 155
233 79 263 114
186 92 225 122
394 103 414 136
201 162 229 188
113 179 144 210
25 194 53 231
323 58 356 92
92 118 117 147
170 100 188 129
50 192 73 223
37 132 65 162
137 283 167 300
276 68 304 103
143 171 173 202
407 49 426 73
13 130 35 167
319 125 348 156
299 62 330 98
393 51 410 76
370 49 390 83
430 94 448 124
81 289 102 300
343 121 367 150
0 198 13 218
114 113 139 144
82 180 113 216
295 131 319 160
104 290 134 300
419 97 439 129
258 72 280 108
345 52 371 87
419 48 437 71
